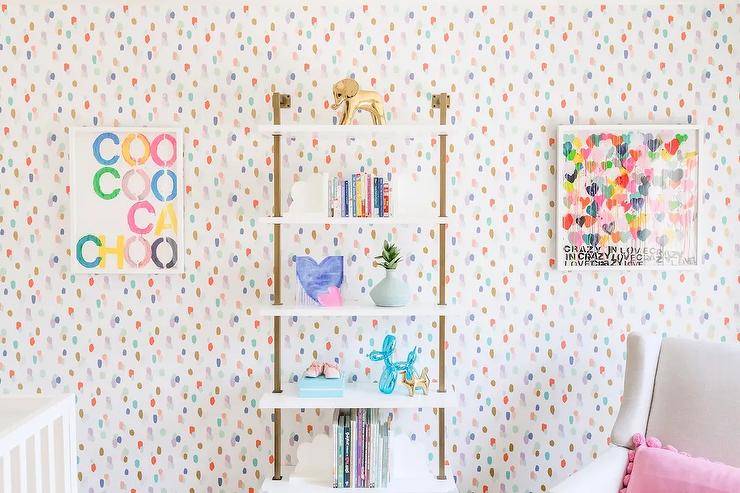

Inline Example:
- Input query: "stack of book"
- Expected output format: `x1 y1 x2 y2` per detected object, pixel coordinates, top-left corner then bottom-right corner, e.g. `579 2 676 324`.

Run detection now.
332 409 391 488
328 173 392 218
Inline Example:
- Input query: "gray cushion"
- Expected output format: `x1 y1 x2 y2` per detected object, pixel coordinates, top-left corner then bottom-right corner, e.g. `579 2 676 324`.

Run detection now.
646 337 740 467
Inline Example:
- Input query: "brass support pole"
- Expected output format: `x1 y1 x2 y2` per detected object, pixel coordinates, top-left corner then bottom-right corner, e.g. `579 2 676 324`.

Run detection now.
271 92 290 481
432 92 449 481
273 408 282 480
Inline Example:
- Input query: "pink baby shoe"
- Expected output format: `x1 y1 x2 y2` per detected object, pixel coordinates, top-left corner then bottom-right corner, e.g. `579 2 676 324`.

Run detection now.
304 361 323 378
322 362 341 379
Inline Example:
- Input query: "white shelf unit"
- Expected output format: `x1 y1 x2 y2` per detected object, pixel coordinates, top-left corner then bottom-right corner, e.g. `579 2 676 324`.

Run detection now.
261 467 457 493
258 215 450 226
258 124 451 137
261 91 454 489
258 382 455 410
257 301 459 318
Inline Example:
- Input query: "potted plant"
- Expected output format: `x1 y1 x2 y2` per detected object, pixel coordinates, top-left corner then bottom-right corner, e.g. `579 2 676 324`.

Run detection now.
370 240 411 307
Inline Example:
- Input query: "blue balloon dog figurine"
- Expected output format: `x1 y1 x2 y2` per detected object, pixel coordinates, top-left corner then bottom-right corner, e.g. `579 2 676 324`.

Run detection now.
368 334 417 394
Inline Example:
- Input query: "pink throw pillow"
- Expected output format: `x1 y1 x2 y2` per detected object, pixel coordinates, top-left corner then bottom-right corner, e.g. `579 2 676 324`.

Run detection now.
622 434 740 493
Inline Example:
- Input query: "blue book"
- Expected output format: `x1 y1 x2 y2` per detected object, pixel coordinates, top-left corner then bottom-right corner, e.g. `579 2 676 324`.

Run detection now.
343 413 351 487
343 180 349 217
378 177 383 217
373 177 378 217
337 413 344 487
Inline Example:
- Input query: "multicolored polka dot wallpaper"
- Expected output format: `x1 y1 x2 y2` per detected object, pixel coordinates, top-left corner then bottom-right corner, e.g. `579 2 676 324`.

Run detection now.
0 2 737 493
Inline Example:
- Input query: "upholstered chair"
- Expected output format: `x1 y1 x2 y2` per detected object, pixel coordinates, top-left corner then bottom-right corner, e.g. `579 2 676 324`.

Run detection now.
550 332 740 492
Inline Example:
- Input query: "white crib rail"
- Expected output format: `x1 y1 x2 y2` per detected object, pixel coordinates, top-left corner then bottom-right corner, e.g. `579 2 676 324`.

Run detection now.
0 395 76 493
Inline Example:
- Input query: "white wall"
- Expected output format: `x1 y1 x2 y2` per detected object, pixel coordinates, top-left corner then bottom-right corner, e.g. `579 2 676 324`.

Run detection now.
0 2 736 492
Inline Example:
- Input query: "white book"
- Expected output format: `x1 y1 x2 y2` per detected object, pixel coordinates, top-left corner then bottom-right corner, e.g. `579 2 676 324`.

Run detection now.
371 410 378 488
368 409 378 488
350 409 356 488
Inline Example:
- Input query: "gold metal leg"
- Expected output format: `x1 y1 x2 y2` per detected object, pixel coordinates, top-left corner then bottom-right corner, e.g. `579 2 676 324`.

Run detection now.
432 92 450 482
273 408 282 480
270 92 290 482
437 408 446 480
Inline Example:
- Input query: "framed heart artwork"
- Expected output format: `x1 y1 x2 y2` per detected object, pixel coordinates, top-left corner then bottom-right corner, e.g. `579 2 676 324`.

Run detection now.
557 125 701 270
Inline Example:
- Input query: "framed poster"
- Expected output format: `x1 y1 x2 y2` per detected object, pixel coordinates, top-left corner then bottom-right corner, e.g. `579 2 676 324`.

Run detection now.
557 125 700 270
71 127 184 274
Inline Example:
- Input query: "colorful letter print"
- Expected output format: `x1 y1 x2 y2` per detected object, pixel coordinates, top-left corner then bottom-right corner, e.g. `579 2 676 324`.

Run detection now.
72 128 184 273
557 125 700 270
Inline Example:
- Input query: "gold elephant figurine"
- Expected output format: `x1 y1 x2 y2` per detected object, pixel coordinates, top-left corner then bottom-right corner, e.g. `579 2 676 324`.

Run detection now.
331 78 386 125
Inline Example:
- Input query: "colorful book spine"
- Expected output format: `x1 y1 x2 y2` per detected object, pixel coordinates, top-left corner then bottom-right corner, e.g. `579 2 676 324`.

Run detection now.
372 177 378 217
361 408 366 487
355 409 360 487
362 409 370 488
383 182 389 217
378 177 383 217
343 414 350 487
328 178 333 218
332 177 339 217
369 408 375 488
374 409 378 487
326 173 392 218
384 418 389 487
331 409 393 489
343 180 349 217
354 174 361 218
337 178 342 218
351 174 356 217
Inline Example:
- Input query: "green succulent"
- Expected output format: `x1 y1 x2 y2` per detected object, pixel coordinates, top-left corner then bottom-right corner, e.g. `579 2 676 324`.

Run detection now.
374 240 403 270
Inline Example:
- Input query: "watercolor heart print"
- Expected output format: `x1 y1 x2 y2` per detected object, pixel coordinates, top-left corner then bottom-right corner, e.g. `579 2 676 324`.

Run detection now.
296 256 344 306
557 126 700 270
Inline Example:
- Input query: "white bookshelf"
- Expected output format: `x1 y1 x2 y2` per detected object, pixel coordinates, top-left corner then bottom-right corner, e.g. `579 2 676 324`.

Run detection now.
262 91 455 488
258 215 450 226
258 382 455 410
257 301 460 318
258 124 451 137
261 467 457 493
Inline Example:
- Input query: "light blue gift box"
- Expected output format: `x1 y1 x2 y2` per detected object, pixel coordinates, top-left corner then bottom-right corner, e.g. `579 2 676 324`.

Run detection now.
298 374 345 398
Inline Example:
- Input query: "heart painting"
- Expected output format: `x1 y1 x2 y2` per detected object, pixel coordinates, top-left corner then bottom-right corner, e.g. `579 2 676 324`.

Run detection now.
558 125 699 270
296 256 344 306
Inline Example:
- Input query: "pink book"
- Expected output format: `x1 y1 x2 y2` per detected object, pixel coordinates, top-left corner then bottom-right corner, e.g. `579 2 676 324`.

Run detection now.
383 183 390 216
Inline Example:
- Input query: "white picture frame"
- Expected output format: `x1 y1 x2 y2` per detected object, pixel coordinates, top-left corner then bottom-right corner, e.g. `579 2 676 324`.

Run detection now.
556 124 701 271
71 127 185 274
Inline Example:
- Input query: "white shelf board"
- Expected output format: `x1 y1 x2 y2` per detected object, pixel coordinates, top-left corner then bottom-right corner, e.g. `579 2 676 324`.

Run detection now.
258 382 456 410
257 301 461 318
258 124 451 136
261 467 457 493
259 215 449 226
